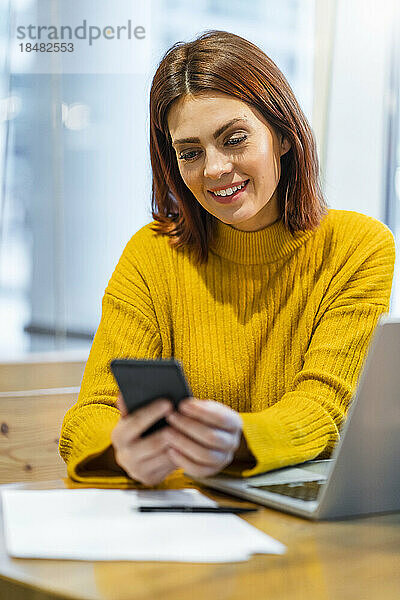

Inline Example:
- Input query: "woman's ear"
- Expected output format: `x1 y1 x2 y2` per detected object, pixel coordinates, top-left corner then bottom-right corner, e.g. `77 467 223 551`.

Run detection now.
280 135 291 156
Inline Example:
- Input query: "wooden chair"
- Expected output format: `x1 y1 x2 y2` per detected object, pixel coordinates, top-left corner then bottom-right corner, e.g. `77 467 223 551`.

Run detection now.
0 350 88 393
0 351 88 483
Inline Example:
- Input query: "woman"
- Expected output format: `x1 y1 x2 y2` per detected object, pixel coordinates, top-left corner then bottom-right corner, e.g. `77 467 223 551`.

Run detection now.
59 30 395 487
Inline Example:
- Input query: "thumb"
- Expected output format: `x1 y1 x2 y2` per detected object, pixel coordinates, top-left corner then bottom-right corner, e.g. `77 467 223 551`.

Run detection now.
116 392 128 417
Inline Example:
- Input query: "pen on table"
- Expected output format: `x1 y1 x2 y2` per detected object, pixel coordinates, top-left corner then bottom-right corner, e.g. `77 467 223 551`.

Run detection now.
136 505 259 514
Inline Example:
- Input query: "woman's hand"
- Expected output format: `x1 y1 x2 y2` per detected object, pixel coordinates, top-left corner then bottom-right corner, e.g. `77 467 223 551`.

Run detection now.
164 397 243 477
111 393 177 486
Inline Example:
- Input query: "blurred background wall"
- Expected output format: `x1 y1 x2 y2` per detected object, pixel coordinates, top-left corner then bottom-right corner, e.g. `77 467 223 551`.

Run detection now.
0 0 398 358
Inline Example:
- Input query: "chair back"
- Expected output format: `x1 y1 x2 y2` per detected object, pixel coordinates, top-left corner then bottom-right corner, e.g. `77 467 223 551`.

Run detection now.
0 350 88 392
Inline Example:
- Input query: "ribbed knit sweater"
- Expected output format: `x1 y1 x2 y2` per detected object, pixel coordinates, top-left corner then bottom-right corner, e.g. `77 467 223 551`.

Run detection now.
59 209 395 485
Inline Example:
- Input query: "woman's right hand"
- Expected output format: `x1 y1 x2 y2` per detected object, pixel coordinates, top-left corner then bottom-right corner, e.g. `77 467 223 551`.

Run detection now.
111 393 177 486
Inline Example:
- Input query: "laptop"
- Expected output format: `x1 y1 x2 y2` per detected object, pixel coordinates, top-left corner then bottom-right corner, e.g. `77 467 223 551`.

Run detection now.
193 316 400 520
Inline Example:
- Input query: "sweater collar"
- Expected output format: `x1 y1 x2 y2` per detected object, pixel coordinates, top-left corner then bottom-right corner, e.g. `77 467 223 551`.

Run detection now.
209 217 315 265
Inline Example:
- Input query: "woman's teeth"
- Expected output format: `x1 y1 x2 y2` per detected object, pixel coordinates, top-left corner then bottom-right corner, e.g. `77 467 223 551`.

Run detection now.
211 180 248 197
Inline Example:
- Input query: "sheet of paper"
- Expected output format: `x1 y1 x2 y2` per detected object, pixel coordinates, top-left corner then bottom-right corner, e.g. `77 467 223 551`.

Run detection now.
1 489 286 563
130 488 218 508
243 466 328 487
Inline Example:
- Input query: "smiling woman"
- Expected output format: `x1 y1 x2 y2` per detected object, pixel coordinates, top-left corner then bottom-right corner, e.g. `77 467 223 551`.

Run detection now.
149 29 327 264
59 30 395 488
167 94 289 232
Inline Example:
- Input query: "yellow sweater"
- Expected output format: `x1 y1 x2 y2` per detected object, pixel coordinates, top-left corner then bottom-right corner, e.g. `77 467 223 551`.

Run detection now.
59 209 395 485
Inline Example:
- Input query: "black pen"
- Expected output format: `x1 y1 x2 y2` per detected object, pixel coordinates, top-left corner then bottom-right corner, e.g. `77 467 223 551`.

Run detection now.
137 505 258 514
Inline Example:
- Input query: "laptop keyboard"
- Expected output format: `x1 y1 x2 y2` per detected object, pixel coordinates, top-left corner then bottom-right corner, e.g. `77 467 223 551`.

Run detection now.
252 480 325 501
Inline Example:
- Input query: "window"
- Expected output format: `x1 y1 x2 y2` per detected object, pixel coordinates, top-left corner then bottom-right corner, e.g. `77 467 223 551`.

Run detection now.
0 0 328 356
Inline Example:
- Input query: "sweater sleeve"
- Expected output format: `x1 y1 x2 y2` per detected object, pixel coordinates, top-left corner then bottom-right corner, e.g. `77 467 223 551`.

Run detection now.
225 227 396 477
58 241 163 485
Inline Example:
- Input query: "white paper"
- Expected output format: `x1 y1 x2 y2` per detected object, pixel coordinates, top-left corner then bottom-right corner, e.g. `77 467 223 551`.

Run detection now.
1 489 285 563
129 488 218 508
245 466 327 488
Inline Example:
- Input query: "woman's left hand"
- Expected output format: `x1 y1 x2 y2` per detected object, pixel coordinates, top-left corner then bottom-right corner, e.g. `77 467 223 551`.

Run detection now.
164 397 243 477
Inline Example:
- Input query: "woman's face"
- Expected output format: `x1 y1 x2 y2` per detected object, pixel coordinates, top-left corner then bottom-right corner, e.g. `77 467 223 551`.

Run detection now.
167 92 291 231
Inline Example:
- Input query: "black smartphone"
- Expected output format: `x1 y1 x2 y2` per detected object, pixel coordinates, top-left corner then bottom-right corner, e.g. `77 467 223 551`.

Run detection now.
110 358 192 437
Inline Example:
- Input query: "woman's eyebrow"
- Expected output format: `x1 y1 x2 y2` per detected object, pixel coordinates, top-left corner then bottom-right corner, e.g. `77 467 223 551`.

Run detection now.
171 117 248 147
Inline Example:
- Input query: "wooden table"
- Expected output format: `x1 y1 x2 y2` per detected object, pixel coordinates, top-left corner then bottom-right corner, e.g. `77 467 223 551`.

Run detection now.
1 478 399 600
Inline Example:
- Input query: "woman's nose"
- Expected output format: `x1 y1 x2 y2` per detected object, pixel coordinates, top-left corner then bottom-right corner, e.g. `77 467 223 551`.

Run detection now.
203 149 233 179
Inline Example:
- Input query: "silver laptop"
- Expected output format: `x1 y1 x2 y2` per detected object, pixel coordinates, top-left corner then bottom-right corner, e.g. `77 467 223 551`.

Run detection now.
193 316 400 520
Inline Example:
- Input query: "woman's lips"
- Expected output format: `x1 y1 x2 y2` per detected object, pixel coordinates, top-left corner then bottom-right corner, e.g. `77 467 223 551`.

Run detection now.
207 179 250 204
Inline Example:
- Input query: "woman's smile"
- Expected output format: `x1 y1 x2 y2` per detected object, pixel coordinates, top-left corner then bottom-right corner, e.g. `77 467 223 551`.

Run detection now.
207 179 250 203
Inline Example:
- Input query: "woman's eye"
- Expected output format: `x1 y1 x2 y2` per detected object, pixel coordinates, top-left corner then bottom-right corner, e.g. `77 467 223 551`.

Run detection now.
178 134 247 162
179 150 199 161
226 134 247 146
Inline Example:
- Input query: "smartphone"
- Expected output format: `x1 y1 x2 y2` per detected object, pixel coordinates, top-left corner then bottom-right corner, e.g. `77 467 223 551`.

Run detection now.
110 358 192 437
